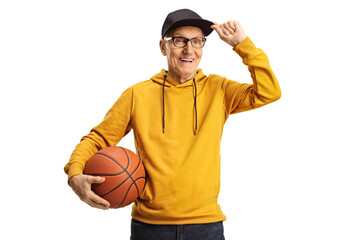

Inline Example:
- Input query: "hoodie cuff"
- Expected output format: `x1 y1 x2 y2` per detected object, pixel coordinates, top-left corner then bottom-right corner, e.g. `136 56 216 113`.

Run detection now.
232 37 258 61
65 162 84 182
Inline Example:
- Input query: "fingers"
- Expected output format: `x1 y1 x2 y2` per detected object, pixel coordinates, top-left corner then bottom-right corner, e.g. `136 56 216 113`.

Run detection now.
212 21 238 38
211 20 246 47
222 22 235 35
228 21 237 32
83 191 110 210
211 22 222 36
69 174 110 210
211 23 229 41
211 22 227 36
83 176 110 209
88 176 105 184
219 24 229 36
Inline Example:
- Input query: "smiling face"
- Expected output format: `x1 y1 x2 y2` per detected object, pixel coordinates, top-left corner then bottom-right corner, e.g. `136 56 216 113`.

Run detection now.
160 26 204 84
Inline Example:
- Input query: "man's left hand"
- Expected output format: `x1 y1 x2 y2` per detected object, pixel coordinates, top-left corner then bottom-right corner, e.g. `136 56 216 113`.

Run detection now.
211 20 247 47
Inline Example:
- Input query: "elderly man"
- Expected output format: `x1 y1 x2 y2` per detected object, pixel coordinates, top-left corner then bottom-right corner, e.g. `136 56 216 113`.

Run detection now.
65 8 281 240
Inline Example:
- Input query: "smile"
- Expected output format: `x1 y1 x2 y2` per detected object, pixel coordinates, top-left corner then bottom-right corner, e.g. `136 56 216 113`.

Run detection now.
179 58 194 63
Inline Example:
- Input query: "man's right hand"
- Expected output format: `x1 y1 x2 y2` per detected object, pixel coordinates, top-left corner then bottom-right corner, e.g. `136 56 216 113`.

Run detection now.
68 174 110 210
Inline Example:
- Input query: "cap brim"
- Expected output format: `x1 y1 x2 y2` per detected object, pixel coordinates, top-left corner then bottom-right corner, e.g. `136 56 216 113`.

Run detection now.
162 18 214 38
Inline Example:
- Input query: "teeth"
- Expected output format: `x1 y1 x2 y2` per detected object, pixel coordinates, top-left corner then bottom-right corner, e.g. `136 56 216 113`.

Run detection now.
180 58 193 62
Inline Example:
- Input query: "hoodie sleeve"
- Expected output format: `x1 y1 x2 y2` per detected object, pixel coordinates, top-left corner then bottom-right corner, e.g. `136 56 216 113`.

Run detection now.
221 37 281 116
64 86 133 181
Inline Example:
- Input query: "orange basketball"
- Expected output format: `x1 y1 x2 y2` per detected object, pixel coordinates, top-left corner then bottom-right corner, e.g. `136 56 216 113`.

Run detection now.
84 146 146 208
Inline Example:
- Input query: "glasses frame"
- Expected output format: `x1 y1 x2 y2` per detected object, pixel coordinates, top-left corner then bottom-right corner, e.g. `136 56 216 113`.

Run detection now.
164 36 207 48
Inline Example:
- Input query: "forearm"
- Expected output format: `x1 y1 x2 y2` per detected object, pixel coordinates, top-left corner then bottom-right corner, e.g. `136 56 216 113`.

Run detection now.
221 37 281 115
234 37 281 105
64 87 134 181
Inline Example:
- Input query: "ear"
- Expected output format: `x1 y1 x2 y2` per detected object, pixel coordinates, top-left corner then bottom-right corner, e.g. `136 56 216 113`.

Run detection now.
159 39 166 56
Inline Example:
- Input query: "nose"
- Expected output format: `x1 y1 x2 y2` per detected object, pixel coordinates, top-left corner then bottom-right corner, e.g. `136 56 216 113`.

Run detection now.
183 40 195 54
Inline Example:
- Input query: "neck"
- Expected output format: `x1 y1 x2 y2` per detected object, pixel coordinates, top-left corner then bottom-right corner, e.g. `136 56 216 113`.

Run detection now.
167 70 197 84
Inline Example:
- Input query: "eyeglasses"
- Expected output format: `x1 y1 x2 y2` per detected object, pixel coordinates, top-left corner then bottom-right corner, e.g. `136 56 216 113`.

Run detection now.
164 36 207 48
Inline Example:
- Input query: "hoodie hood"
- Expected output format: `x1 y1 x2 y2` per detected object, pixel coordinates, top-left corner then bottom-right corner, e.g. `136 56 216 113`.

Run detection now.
151 69 207 135
151 69 207 87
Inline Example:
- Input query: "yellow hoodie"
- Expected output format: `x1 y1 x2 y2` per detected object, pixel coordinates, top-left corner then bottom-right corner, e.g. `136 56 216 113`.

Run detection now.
64 37 281 224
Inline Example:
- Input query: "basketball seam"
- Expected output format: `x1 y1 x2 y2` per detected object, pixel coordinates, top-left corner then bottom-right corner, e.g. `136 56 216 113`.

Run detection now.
95 153 129 172
91 152 127 176
96 148 144 207
99 175 132 197
95 152 133 198
89 172 125 176
116 176 146 208
120 147 141 197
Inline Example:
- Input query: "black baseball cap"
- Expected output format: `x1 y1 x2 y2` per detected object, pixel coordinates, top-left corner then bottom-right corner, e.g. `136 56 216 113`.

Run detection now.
161 9 214 39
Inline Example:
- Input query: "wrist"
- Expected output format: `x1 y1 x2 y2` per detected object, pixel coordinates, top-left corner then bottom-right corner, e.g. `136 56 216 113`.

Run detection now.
232 35 247 47
68 174 81 186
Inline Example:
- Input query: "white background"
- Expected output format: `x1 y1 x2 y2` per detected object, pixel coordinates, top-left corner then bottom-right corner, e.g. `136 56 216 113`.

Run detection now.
1 0 359 239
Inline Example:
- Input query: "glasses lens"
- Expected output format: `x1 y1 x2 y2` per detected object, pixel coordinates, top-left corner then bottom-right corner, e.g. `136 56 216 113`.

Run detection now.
173 37 187 47
191 38 206 48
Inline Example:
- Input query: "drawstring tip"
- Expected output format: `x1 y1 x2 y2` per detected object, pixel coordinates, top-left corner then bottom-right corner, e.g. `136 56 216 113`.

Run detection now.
163 127 165 134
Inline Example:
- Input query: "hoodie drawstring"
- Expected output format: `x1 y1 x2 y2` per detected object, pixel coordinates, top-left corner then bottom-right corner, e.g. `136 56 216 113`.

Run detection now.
193 78 198 135
162 75 198 135
162 75 167 134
